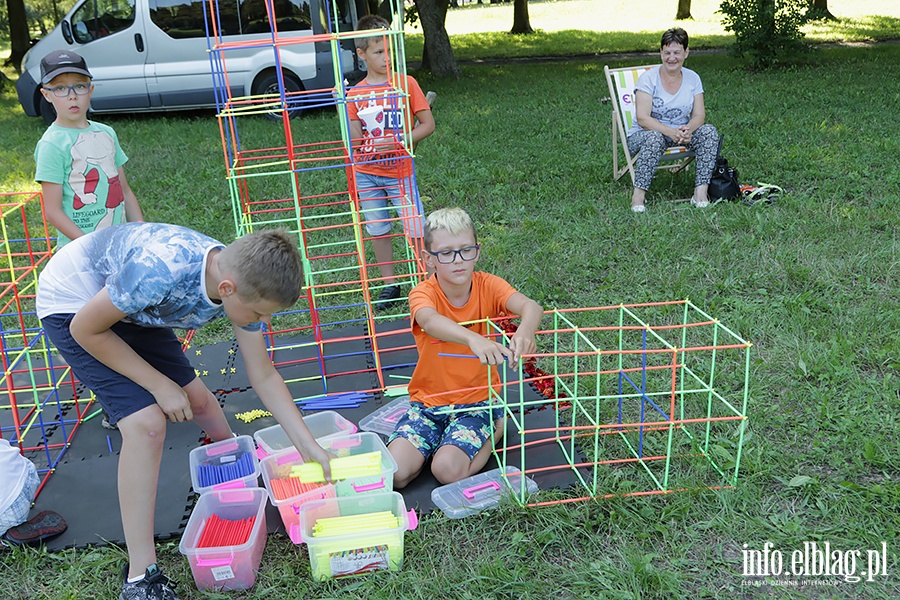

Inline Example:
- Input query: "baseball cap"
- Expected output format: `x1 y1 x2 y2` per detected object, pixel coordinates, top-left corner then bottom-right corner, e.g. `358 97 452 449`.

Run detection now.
40 50 92 85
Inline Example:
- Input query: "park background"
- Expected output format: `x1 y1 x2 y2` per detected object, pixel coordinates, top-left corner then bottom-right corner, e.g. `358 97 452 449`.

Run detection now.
1 0 899 598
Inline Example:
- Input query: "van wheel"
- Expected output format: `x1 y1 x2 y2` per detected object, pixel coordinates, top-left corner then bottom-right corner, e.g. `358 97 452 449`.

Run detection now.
40 96 57 125
253 72 304 121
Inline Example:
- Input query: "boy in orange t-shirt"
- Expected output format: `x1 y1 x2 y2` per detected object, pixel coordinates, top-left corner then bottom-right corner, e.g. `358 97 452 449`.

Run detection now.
347 15 435 309
387 208 543 488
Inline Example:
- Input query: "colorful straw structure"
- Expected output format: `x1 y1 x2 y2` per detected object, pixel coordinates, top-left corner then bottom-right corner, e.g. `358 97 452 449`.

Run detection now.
0 192 88 498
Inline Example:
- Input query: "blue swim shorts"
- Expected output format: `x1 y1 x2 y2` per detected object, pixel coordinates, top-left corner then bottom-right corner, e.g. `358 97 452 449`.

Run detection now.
387 401 504 461
42 314 197 425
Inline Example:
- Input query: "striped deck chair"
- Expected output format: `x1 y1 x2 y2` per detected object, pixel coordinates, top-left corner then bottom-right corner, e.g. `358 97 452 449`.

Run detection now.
604 65 695 184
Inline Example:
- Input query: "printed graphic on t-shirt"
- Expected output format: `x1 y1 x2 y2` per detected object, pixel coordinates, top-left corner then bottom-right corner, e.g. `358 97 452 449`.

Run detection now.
356 96 405 168
36 223 233 330
68 130 124 233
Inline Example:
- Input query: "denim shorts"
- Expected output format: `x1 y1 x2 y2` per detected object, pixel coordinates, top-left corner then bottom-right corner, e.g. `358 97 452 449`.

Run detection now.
388 401 504 461
42 314 197 426
0 460 39 537
356 171 424 238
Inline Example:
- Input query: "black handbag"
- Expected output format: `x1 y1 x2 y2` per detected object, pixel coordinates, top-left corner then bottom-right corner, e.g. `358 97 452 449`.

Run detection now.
709 135 740 201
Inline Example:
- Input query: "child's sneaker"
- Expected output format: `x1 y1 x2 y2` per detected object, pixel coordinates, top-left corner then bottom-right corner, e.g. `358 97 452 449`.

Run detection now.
119 563 179 600
375 285 402 310
101 410 118 430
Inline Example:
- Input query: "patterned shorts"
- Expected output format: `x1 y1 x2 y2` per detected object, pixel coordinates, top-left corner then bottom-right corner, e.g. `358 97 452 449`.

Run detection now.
0 460 39 537
388 401 504 461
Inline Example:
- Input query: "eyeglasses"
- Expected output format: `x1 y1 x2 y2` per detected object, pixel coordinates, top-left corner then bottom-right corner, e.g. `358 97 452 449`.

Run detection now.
44 83 91 97
426 245 480 264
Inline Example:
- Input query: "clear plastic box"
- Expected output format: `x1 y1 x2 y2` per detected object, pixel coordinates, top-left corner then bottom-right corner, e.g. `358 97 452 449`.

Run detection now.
259 449 337 544
317 432 399 497
431 466 539 519
358 396 410 436
179 488 268 591
298 492 417 580
253 411 357 459
189 435 259 495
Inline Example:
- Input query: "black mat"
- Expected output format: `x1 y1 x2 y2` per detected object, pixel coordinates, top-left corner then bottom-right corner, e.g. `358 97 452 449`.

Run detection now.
24 322 585 550
30 439 197 549
188 338 242 392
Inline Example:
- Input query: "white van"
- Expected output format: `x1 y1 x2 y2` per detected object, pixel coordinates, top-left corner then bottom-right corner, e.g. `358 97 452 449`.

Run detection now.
17 0 365 122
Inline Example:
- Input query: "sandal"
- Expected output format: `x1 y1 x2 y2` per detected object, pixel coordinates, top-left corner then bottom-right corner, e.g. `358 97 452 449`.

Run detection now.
690 196 710 208
631 204 646 213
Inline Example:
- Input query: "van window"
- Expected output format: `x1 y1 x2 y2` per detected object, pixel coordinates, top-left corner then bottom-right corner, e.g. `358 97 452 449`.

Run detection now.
149 0 312 39
72 0 136 43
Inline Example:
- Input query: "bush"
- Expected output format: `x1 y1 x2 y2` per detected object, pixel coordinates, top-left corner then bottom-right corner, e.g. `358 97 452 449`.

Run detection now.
719 0 811 69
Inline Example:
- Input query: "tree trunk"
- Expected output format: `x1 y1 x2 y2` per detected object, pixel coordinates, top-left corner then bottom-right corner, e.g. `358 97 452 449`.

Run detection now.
675 0 692 20
5 0 31 72
809 0 835 20
510 0 533 34
414 0 460 79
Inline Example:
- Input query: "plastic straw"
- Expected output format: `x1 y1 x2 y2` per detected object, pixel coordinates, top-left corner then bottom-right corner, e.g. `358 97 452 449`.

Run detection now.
290 451 381 483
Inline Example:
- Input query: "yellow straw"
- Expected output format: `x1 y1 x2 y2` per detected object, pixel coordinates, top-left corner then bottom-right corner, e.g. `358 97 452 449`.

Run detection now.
290 451 382 483
312 511 399 537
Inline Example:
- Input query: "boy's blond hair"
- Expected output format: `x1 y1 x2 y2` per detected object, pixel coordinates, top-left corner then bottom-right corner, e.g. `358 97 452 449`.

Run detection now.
355 15 390 51
218 229 303 307
424 208 477 250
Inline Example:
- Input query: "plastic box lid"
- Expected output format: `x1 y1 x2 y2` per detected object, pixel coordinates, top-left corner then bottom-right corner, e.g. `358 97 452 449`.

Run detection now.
189 435 259 495
358 396 410 436
253 410 357 458
431 466 539 519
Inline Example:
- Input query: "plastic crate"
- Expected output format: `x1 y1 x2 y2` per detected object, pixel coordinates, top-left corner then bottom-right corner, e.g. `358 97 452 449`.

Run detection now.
298 492 417 580
179 488 268 591
431 466 539 519
317 432 398 497
189 435 259 494
259 449 337 544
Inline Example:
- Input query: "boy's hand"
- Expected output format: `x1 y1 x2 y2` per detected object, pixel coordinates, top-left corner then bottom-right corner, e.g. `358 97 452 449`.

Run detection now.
152 380 193 423
302 443 335 481
370 135 399 153
469 336 513 366
508 332 536 364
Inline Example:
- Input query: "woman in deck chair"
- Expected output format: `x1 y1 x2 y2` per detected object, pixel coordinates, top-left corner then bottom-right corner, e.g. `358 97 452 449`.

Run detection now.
627 28 718 213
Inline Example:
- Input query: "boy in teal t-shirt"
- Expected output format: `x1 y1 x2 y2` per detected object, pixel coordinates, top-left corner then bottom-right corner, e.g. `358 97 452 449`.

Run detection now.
33 50 143 247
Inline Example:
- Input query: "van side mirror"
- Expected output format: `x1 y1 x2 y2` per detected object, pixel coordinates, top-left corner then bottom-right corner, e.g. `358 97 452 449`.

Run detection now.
62 20 74 44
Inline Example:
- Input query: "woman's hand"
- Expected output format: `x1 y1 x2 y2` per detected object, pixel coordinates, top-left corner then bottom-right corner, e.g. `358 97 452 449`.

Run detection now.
675 125 692 145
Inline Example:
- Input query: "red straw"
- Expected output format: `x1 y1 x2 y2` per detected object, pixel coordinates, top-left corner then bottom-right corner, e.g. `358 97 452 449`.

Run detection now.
196 515 257 548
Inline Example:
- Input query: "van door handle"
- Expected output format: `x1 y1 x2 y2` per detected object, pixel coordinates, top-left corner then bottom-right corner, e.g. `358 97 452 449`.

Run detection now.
134 33 144 52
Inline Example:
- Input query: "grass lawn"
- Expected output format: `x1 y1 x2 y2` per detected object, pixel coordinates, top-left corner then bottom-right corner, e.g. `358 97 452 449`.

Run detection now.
403 0 900 61
1 3 900 599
